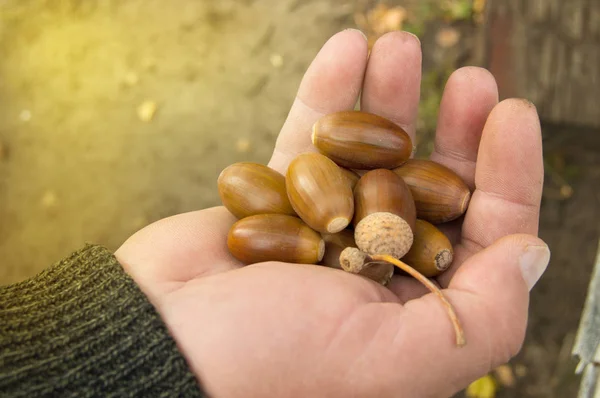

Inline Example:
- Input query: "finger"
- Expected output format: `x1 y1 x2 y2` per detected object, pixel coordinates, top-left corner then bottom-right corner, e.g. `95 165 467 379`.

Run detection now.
438 98 544 287
344 234 549 397
429 67 499 189
116 207 242 297
386 275 440 304
268 29 369 174
360 31 422 141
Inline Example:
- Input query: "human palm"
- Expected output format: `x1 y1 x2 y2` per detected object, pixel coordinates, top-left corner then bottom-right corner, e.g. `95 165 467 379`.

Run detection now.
115 30 549 397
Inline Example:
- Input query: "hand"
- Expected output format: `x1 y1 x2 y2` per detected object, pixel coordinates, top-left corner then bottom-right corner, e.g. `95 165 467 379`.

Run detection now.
115 30 549 397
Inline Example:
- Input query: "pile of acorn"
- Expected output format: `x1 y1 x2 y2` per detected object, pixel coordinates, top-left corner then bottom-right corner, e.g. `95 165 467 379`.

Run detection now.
218 111 471 346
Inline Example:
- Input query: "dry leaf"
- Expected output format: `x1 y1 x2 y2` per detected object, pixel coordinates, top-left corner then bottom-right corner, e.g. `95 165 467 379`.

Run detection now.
123 71 139 87
137 100 158 122
377 6 406 33
0 140 5 161
436 27 460 48
560 185 574 199
514 364 528 378
370 4 407 35
466 374 497 398
474 0 486 14
235 138 251 153
19 109 32 122
354 4 408 49
269 54 284 68
41 190 58 208
494 364 516 387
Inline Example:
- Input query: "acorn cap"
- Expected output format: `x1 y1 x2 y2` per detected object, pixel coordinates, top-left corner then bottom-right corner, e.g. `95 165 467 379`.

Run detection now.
339 247 394 286
354 212 414 259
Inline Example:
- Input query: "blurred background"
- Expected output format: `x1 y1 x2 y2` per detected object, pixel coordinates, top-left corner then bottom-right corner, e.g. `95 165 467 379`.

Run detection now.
0 0 598 396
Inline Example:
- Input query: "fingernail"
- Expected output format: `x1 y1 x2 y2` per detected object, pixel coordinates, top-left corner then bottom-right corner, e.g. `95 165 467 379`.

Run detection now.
519 244 550 290
346 28 367 41
403 31 421 45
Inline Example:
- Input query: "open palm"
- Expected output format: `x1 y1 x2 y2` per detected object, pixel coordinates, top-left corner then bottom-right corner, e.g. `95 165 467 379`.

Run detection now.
115 30 548 397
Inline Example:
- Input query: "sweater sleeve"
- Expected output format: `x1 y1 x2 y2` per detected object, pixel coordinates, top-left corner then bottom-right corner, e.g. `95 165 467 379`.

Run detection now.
0 244 206 398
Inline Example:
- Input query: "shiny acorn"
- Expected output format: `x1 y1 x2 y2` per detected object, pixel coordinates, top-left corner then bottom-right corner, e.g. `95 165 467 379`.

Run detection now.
227 214 324 264
286 153 354 234
311 111 413 170
339 167 360 190
352 169 417 259
218 162 295 219
401 220 454 277
394 159 471 224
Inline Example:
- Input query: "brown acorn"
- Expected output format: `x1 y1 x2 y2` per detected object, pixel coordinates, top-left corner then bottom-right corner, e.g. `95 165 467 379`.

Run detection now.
286 153 354 234
218 162 296 219
321 229 394 285
393 159 471 224
352 169 416 259
311 111 413 170
227 214 324 264
401 220 454 277
340 167 360 190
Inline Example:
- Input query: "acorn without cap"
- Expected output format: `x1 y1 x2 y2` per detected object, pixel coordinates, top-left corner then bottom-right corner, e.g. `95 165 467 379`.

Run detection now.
401 219 454 277
227 214 324 264
352 169 417 259
312 111 413 170
339 167 360 190
286 153 354 234
394 159 471 224
218 162 296 219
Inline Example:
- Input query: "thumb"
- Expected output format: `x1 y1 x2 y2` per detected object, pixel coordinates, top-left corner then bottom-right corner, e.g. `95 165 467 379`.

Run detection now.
376 234 550 397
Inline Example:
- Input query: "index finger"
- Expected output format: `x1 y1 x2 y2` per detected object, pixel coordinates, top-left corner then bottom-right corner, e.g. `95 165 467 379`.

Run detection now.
268 30 369 174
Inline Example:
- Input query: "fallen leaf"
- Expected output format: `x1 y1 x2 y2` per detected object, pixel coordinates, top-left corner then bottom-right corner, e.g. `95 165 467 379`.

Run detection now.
269 54 284 68
137 100 158 122
436 27 460 48
473 0 486 15
0 140 5 160
235 138 251 153
19 109 32 122
41 190 58 208
123 71 139 87
466 374 497 398
141 57 157 72
514 364 528 378
494 364 516 387
560 185 574 199
378 6 406 33
370 4 407 35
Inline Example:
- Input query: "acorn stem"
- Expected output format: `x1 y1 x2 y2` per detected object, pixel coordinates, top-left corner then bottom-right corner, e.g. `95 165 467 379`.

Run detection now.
370 254 466 348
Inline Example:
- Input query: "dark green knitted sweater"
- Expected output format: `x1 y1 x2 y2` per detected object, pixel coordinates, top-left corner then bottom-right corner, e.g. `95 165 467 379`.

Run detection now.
0 245 206 397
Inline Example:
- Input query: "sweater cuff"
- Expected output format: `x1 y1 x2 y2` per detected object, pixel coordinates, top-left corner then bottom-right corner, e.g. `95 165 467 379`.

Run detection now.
0 244 205 397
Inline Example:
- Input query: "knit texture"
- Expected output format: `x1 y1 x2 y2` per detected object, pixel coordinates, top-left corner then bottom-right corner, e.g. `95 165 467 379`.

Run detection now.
0 245 205 397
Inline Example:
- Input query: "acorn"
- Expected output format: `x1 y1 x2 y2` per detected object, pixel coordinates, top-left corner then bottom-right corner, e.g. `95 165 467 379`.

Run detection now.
218 162 295 219
321 229 394 285
311 111 413 170
286 153 354 234
352 169 416 259
340 167 360 190
393 159 471 224
227 214 324 264
401 220 454 277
